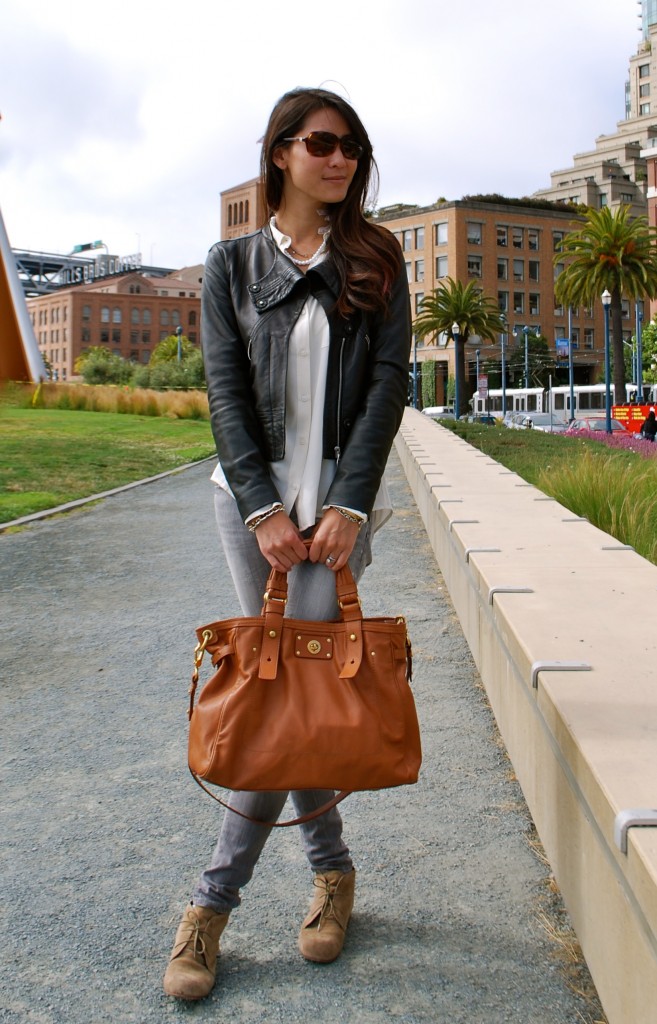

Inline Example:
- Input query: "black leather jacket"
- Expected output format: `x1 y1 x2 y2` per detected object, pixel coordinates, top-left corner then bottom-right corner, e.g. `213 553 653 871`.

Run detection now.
201 224 412 522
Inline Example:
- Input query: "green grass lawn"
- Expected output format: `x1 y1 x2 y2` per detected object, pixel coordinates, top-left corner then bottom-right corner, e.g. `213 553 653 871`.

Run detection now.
0 406 216 523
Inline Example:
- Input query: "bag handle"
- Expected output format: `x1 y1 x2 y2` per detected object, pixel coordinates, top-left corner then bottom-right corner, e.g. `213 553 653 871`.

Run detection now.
189 770 351 827
258 541 364 681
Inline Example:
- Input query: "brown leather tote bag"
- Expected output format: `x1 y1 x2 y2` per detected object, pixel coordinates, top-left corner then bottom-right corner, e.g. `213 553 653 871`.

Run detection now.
187 556 421 825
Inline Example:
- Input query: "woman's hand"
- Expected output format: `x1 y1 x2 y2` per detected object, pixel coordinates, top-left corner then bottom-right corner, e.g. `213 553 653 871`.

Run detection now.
308 508 360 571
254 511 308 572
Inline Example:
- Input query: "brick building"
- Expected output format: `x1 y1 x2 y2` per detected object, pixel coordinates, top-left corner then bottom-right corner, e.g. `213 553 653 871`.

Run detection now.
27 266 203 381
372 198 623 405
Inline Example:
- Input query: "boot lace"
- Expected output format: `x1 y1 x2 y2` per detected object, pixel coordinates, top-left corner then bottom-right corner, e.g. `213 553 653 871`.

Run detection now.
313 876 345 931
180 914 211 964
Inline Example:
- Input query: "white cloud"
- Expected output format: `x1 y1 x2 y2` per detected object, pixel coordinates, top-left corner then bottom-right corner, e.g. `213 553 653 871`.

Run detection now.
0 0 642 266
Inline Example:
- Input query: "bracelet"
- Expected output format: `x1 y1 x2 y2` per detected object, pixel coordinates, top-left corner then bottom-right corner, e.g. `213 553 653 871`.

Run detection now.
247 503 285 533
331 505 366 528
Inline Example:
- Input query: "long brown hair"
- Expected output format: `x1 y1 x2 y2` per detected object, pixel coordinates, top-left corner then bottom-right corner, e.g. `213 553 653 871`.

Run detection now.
259 87 401 316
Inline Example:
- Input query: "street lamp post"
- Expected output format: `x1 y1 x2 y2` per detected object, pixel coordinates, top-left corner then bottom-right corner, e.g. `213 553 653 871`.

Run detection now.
475 348 480 382
501 330 507 415
523 326 530 388
567 306 575 423
636 303 644 404
176 324 183 363
602 289 612 433
452 322 461 419
412 334 418 408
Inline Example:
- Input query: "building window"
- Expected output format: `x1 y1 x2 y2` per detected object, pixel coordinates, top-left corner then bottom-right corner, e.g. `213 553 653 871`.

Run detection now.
415 226 424 249
142 331 151 344
130 330 139 345
172 309 181 326
639 63 650 78
129 284 142 294
467 222 482 245
436 255 448 277
112 329 121 343
621 299 630 319
467 255 482 277
100 329 110 343
228 205 232 227
641 103 651 115
415 292 425 314
415 259 425 283
513 259 524 282
600 193 608 207
160 309 170 327
584 328 594 349
497 258 508 281
402 229 413 251
640 83 651 97
82 305 91 321
435 222 448 245
112 307 121 324
189 332 197 344
528 229 539 251
405 262 412 282
82 327 91 343
529 293 540 315
189 310 197 326
513 292 524 314
498 291 509 313
620 192 634 202
512 227 523 249
553 231 564 252
554 261 565 280
143 309 152 325
131 308 140 324
100 306 110 323
497 226 508 247
571 328 580 348
245 199 249 221
528 260 539 282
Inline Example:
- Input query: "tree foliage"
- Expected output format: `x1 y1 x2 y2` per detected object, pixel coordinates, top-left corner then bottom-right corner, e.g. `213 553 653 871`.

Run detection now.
554 206 657 398
414 278 506 417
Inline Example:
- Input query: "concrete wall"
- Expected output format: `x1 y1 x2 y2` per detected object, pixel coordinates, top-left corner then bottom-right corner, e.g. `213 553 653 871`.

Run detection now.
395 408 657 1024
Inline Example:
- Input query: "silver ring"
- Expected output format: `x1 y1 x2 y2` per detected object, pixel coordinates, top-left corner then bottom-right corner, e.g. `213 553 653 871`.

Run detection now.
326 555 336 565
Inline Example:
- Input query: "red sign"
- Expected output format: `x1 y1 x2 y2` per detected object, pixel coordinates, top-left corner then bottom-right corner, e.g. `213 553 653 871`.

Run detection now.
612 405 653 433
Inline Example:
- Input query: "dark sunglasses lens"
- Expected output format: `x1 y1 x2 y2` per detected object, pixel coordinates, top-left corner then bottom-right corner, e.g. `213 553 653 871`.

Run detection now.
305 132 339 156
340 137 363 160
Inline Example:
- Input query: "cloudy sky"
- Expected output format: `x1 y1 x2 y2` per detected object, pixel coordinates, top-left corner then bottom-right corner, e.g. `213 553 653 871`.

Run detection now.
0 0 640 270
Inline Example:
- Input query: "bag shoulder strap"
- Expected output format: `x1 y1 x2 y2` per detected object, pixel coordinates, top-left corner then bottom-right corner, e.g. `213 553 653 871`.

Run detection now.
189 770 351 827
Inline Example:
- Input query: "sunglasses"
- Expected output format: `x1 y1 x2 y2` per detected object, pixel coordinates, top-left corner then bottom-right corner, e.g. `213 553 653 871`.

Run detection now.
282 131 364 160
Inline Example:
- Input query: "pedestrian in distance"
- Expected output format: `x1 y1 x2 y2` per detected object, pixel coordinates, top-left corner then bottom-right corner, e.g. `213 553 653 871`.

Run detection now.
641 407 657 442
163 86 412 1001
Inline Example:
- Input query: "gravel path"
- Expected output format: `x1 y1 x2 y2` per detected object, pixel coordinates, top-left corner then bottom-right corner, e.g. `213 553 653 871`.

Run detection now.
0 451 599 1023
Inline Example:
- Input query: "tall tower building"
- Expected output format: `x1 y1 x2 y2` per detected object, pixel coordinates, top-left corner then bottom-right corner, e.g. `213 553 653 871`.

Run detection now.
534 1 656 215
625 0 657 119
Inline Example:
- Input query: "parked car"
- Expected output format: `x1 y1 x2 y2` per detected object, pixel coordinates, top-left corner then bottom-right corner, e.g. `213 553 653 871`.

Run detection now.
422 406 455 420
466 414 497 425
565 417 627 434
514 413 567 433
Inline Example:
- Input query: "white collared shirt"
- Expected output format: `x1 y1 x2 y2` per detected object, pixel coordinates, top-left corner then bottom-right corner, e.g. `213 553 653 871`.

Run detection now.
211 219 391 531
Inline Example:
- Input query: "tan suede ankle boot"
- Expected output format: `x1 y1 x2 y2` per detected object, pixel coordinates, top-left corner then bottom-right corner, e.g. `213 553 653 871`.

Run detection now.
163 903 229 1000
298 868 356 963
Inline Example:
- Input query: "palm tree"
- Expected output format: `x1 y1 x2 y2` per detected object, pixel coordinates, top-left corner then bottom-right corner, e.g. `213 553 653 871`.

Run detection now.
554 205 657 399
414 278 506 417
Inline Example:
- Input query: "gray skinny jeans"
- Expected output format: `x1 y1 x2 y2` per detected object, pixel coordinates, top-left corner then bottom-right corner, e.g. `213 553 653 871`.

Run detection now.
192 487 372 914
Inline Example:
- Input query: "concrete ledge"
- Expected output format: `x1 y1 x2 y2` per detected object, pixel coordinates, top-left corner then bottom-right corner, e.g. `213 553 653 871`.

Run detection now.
395 408 657 1024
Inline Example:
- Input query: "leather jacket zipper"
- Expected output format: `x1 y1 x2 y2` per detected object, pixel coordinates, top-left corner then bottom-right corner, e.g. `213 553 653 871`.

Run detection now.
335 336 346 464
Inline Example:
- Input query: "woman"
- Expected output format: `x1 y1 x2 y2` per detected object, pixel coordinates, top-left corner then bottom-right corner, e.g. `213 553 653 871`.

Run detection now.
163 86 411 1000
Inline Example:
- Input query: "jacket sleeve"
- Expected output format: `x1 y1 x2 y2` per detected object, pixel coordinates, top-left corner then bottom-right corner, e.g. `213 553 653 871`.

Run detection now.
201 245 282 520
324 253 411 516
